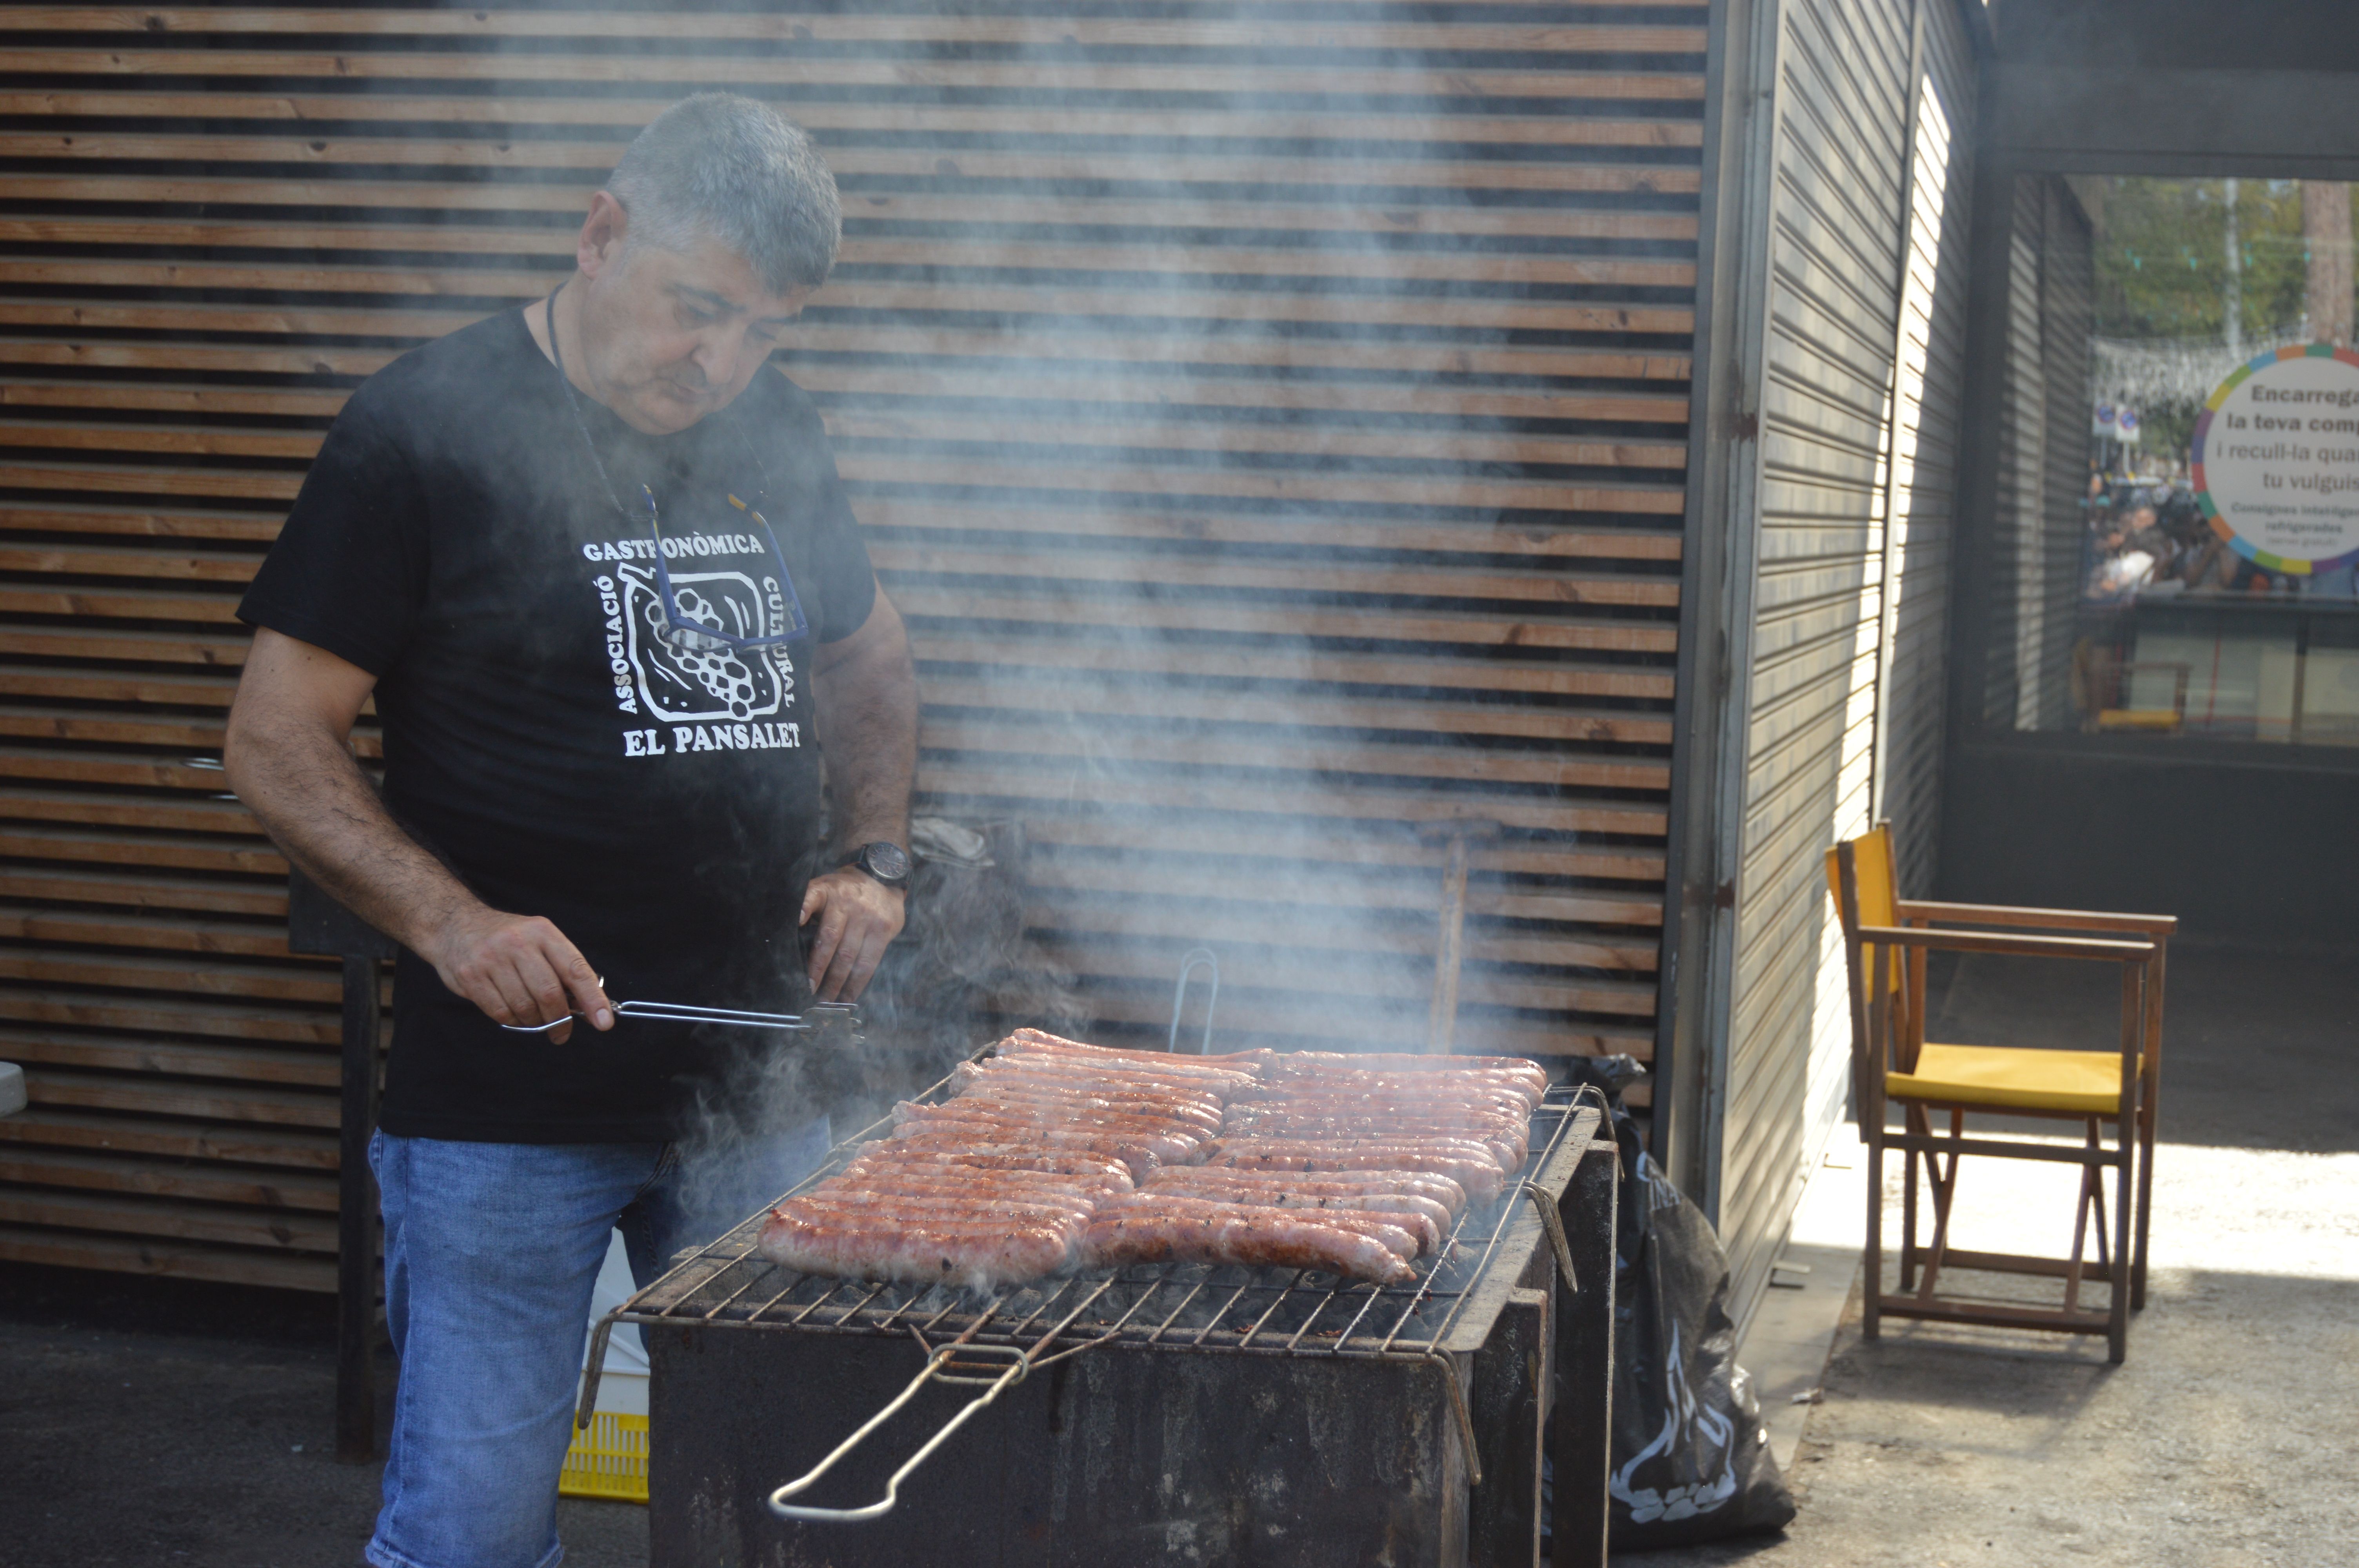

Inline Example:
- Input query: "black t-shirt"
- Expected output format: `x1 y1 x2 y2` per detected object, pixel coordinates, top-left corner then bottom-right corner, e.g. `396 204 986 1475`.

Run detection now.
240 309 877 1143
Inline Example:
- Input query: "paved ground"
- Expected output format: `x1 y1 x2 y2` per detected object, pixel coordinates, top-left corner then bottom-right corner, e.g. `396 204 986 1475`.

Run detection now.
1621 943 2359 1568
0 1265 651 1566
0 943 2348 1566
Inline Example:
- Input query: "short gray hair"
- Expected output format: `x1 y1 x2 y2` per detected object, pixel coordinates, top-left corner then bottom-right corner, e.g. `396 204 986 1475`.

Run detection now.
606 93 842 293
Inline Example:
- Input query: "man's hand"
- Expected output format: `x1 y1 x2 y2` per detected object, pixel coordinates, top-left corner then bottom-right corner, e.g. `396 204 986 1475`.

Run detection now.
800 867 906 1002
418 906 614 1044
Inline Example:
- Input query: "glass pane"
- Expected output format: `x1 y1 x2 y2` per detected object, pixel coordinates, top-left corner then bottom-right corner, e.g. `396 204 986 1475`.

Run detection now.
1983 174 2359 746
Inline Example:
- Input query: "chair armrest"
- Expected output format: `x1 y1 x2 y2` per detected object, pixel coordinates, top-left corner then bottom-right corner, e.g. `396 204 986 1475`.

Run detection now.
1856 925 2155 961
1893 899 2178 937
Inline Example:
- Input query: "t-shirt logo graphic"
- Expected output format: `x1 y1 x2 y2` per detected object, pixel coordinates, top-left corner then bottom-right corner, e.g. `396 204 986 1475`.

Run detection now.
614 562 794 722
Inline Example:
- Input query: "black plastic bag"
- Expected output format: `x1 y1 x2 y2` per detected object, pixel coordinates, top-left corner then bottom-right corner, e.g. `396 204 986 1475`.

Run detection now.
1558 1060 1796 1550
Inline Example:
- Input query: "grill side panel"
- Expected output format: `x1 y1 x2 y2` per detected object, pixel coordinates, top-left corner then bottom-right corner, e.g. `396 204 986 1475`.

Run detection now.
649 1326 1470 1568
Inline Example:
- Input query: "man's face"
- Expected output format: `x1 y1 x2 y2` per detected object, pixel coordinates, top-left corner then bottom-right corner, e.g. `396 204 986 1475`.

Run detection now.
573 213 812 435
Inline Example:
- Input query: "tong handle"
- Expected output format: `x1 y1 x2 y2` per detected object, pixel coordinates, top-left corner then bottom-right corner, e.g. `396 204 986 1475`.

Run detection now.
498 999 858 1034
766 1342 1029 1523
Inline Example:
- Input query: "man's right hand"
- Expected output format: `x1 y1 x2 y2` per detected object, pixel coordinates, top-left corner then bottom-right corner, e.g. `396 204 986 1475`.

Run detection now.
421 906 613 1044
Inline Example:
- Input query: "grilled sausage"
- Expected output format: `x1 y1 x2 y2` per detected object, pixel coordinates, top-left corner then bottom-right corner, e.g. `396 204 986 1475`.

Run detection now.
838 1157 1131 1198
958 1084 1226 1134
974 1049 1254 1092
785 1191 1095 1227
1207 1135 1506 1171
1274 1052 1548 1093
882 1132 1166 1182
1229 1082 1536 1115
1001 1030 1268 1082
1207 1149 1505 1202
1080 1207 1415 1285
757 1209 1075 1286
894 1099 1209 1149
952 1060 1229 1113
838 1147 1135 1184
889 1111 1202 1167
1142 1166 1469 1216
1093 1192 1421 1259
1140 1175 1453 1245
1217 1116 1527 1171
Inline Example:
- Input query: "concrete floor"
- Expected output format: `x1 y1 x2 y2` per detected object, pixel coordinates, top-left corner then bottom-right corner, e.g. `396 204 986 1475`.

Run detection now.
0 944 2348 1566
1624 942 2359 1568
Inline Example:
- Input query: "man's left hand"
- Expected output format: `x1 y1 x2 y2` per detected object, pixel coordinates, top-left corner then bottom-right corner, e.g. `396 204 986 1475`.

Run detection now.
800 866 907 1002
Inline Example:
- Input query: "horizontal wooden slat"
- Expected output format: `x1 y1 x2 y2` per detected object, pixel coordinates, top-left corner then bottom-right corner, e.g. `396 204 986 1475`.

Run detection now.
0 988 334 1049
0 51 1706 102
0 1145 339 1211
0 11 1708 53
0 1105 338 1169
0 1182 338 1251
0 946 335 1004
0 1221 336 1290
0 200 1708 246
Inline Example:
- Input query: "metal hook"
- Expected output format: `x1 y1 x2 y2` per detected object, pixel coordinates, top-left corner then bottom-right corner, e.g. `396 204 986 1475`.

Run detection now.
1167 947 1219 1055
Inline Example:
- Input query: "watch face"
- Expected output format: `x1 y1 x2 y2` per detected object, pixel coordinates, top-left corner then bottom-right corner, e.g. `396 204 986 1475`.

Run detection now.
863 842 911 883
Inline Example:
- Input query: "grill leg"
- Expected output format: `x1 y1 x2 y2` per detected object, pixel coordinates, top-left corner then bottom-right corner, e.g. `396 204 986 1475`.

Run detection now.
1550 1134 1618 1568
1469 1286 1550 1567
336 953 383 1464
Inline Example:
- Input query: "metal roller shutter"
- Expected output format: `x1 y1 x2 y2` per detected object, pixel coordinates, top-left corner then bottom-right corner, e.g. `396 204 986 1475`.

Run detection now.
0 4 1703 1288
1877 6 1976 892
1716 0 1977 1327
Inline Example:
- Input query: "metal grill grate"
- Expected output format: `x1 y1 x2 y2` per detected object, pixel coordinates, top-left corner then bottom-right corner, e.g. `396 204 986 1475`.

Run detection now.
602 1086 1598 1373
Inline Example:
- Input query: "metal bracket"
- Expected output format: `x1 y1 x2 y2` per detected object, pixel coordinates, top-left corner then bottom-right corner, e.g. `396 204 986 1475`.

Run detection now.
1423 1348 1484 1489
1167 947 1219 1054
1518 1180 1579 1296
765 1338 1032 1523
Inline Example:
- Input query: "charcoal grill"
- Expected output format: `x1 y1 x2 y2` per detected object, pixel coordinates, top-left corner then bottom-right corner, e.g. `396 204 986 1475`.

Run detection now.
585 1074 1618 1568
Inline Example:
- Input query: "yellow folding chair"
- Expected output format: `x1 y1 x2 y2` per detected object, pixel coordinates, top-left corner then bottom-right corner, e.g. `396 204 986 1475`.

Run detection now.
1825 824 2174 1364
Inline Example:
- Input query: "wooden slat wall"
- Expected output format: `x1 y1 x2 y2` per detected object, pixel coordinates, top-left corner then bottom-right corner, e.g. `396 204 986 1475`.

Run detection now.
1717 0 1976 1329
0 5 1703 1288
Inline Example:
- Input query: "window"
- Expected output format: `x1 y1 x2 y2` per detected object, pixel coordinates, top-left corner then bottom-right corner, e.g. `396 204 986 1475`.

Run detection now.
1980 175 2359 746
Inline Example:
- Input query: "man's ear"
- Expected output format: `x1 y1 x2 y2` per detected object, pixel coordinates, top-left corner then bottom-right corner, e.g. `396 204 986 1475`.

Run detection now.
577 190 629 279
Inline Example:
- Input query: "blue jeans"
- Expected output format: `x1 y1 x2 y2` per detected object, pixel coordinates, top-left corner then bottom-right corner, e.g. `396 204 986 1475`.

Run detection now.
365 1120 829 1568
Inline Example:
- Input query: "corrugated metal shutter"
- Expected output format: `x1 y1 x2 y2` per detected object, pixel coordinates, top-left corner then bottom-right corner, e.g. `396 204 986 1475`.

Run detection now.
0 5 1704 1289
1986 174 2092 733
1878 8 1976 889
1716 0 1976 1326
2034 180 2094 731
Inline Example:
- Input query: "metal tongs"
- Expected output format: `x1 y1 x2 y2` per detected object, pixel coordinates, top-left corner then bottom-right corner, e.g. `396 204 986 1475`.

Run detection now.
500 996 858 1034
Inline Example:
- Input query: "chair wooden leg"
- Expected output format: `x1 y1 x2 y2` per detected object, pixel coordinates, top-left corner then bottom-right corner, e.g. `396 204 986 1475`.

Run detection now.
1901 1105 1924 1290
2110 1110 2134 1365
1864 1131 1884 1341
2063 1120 2105 1317
1914 1107 1961 1305
2133 951 2163 1312
2132 1098 2155 1312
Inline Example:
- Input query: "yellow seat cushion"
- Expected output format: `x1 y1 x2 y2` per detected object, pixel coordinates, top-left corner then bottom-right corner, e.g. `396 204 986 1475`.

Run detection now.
1887 1043 2128 1116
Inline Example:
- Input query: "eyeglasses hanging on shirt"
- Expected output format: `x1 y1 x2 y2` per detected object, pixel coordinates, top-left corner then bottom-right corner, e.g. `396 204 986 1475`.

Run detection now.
545 289 811 654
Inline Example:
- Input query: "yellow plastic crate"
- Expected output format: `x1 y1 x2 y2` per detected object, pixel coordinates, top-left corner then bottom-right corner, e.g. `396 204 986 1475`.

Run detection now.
559 1410 649 1503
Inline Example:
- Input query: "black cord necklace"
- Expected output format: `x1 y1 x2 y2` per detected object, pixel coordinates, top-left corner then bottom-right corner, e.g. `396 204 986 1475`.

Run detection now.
544 287 649 531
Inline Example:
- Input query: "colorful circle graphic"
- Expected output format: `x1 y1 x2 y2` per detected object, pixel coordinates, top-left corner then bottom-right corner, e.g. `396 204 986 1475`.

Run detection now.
2189 343 2359 576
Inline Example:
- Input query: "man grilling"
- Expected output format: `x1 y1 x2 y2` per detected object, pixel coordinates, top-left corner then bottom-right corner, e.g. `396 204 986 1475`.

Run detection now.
224 95 917 1568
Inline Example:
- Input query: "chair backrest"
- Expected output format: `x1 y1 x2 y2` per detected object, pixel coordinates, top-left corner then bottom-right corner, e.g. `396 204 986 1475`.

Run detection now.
1824 823 1916 1105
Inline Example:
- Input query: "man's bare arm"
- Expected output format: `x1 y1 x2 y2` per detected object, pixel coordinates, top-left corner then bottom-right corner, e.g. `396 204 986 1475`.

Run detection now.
224 628 612 1040
801 585 918 1001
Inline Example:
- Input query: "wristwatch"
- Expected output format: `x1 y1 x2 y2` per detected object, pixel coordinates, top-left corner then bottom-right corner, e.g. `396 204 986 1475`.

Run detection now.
842 840 912 890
